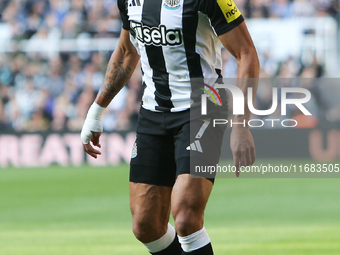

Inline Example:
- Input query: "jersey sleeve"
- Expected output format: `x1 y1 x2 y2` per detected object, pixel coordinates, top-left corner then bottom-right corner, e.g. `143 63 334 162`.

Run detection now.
117 0 130 30
198 0 244 36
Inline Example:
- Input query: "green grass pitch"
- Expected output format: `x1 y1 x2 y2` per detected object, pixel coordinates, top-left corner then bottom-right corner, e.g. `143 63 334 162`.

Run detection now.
1 160 340 255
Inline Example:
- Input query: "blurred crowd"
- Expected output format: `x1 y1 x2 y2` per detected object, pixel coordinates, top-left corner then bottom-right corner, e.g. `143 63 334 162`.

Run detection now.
0 51 142 132
238 0 338 19
0 0 122 40
0 0 338 132
0 0 337 41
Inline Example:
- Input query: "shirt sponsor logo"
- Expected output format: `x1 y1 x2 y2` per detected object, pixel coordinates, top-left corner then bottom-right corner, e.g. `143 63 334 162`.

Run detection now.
217 0 241 23
130 21 182 46
163 0 180 10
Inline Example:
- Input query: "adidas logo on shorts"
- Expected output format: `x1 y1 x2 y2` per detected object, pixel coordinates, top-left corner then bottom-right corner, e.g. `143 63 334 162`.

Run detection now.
186 140 203 153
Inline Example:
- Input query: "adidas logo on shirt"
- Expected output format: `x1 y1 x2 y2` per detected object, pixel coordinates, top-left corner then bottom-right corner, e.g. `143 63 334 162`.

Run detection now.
128 0 141 7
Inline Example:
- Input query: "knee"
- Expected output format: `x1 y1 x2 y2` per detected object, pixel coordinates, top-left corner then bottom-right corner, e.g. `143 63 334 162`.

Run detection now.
173 209 204 237
132 216 166 243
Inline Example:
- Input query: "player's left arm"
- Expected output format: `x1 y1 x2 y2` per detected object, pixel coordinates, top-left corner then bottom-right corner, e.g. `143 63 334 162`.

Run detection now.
218 21 260 176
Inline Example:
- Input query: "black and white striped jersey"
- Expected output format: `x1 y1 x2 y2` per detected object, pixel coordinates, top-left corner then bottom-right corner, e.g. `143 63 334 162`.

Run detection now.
117 0 244 112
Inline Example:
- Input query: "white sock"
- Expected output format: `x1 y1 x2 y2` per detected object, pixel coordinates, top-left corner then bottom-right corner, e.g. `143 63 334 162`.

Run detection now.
178 227 211 252
144 223 176 253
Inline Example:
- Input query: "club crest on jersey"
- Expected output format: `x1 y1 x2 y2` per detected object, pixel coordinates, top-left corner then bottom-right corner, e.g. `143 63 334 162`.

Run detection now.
163 0 180 10
130 21 182 46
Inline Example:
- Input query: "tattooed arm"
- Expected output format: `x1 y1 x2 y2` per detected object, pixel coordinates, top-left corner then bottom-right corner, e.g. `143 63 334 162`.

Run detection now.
81 29 140 158
96 29 140 107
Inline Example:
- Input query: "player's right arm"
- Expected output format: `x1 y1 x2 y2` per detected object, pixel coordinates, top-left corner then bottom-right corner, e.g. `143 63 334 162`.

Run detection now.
81 28 140 158
95 29 140 108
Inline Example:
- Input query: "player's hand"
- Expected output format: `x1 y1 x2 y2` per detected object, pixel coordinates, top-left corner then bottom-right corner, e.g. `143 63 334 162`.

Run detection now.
80 102 106 159
82 131 102 159
81 117 103 158
230 126 256 177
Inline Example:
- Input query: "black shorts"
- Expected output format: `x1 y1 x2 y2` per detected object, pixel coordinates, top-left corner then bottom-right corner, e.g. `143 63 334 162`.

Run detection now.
129 107 226 187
